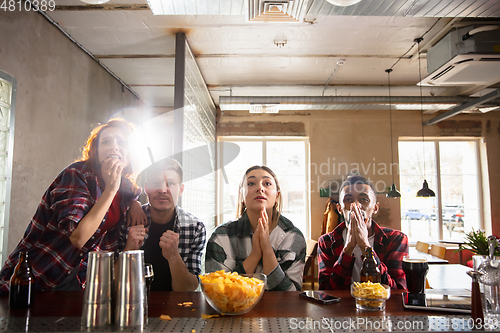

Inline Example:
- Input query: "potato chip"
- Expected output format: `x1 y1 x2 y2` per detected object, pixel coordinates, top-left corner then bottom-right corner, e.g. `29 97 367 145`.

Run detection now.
159 315 172 321
352 281 389 299
201 314 219 319
351 281 390 308
199 271 264 314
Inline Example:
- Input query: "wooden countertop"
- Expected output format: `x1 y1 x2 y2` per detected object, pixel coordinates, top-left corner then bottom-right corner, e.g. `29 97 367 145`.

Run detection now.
1 289 457 319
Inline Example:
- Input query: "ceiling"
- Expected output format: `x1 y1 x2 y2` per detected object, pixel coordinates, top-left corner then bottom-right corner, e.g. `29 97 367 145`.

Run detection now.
43 0 500 118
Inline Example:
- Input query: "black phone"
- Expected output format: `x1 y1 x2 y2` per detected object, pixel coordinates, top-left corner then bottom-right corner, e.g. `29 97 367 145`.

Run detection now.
299 291 341 304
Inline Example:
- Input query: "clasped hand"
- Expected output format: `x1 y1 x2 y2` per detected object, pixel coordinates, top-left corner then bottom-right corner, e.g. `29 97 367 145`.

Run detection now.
344 203 370 256
251 207 273 258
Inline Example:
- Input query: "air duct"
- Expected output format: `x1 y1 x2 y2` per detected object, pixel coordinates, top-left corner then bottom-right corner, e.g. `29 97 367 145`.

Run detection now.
219 95 472 112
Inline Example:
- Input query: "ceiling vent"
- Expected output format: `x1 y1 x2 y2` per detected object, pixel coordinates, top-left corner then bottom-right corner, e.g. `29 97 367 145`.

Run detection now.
420 54 500 86
248 0 307 22
420 26 500 87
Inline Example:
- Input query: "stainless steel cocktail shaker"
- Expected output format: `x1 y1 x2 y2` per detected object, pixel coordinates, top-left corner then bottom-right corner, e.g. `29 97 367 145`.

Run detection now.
81 251 114 327
115 250 147 328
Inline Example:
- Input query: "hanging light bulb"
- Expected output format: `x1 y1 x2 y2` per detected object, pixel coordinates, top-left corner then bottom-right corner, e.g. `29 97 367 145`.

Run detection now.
325 0 362 6
415 37 436 198
385 69 401 198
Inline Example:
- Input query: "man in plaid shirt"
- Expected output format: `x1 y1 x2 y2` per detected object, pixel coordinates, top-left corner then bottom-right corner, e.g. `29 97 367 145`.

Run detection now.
118 159 205 291
318 175 408 290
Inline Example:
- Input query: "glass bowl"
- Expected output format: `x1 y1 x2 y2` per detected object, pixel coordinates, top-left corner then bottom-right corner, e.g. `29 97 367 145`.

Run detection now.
350 283 391 311
200 272 266 315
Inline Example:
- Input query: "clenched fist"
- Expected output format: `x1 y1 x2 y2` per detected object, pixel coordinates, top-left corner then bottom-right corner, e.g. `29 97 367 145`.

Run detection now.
159 230 179 261
125 225 147 251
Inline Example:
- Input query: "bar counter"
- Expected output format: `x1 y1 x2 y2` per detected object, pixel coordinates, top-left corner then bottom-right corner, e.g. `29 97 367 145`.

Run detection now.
0 290 480 332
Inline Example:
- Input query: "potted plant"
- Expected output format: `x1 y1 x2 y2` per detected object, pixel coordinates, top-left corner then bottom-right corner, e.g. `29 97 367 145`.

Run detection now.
459 229 500 269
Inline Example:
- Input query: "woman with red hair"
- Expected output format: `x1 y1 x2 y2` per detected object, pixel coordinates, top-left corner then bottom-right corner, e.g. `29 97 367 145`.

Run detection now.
0 118 143 292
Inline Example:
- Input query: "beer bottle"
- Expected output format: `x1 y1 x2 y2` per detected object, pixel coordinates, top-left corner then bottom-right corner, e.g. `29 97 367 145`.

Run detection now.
9 252 34 309
360 247 381 283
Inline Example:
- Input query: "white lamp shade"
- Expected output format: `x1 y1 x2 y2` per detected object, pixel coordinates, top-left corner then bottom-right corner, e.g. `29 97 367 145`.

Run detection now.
326 0 362 6
80 0 109 4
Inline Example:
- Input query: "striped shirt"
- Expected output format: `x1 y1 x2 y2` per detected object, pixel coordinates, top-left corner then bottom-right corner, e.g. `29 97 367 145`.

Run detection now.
118 204 206 277
205 212 306 291
0 161 139 293
318 220 409 290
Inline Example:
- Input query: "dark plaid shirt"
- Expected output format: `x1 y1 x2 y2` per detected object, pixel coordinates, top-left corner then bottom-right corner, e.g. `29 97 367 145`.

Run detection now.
118 204 206 277
318 220 408 290
205 212 306 291
0 161 139 294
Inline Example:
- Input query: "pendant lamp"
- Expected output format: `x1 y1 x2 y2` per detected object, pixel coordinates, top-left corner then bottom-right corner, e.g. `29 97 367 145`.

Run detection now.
415 38 435 197
385 69 401 198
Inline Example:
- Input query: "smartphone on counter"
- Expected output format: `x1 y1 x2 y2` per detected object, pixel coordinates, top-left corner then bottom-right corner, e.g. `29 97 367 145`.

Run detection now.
299 291 341 304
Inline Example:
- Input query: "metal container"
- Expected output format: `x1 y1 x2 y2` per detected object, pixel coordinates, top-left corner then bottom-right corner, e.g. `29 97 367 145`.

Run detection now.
115 250 147 328
81 251 114 327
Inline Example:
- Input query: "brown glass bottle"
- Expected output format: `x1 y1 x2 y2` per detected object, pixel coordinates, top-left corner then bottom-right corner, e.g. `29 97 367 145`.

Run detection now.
9 252 34 309
360 247 381 283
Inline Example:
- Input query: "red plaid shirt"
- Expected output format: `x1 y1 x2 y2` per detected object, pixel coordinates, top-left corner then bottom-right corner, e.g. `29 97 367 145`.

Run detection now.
318 221 408 290
0 161 140 293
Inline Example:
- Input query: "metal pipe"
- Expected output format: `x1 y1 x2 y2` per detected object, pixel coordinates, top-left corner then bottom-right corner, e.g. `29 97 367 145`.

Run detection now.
462 25 500 41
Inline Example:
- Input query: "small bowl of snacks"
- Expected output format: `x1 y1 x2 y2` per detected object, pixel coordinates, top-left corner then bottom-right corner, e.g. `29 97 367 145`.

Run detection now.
199 271 266 315
350 281 390 311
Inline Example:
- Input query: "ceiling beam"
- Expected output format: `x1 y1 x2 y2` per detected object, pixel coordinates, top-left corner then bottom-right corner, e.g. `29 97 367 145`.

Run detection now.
424 89 500 126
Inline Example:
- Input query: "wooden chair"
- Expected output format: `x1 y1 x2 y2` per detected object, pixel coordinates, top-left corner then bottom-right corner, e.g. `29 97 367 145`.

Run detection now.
416 241 429 253
303 239 318 290
430 244 447 259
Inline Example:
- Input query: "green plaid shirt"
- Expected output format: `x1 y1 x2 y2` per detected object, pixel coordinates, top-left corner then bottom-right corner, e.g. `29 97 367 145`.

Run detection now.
205 212 306 291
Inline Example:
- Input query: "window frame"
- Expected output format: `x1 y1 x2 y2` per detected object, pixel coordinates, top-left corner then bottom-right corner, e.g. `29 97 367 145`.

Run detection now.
0 71 16 264
399 137 484 242
216 136 311 238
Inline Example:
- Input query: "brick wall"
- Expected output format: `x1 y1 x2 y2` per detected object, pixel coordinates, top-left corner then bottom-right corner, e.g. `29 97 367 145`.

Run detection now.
217 121 306 136
437 120 482 136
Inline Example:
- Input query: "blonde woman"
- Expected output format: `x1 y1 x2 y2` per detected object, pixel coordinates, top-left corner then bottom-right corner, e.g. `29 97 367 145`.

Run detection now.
205 166 306 291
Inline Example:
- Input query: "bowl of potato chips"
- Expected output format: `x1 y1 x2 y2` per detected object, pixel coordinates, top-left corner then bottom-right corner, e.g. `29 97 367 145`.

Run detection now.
199 271 266 315
350 281 390 311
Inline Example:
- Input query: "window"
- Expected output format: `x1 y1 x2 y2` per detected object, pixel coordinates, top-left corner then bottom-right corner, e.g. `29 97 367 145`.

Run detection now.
0 72 15 264
217 137 310 238
399 140 481 243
